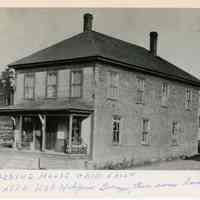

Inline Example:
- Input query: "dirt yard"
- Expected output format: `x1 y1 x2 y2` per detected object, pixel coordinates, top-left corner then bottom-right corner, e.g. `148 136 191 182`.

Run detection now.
132 155 200 170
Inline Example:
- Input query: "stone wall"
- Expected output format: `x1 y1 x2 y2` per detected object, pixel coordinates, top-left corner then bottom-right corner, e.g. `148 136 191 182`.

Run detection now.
92 62 199 165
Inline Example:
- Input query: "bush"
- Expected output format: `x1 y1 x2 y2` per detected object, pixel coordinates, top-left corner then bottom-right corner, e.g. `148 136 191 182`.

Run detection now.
94 158 135 170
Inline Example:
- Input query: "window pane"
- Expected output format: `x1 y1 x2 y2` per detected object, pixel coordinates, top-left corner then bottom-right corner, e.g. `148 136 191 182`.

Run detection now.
137 90 143 103
112 116 120 144
137 78 144 91
70 71 82 98
108 72 119 99
142 132 147 142
72 116 82 145
199 116 200 128
172 121 178 135
71 85 81 97
24 74 34 99
47 72 57 98
47 86 56 98
162 83 168 97
111 72 119 87
143 120 149 132
185 89 192 109
25 88 34 99
72 71 82 84
47 71 57 85
137 78 144 103
142 119 149 144
109 87 119 99
25 76 34 87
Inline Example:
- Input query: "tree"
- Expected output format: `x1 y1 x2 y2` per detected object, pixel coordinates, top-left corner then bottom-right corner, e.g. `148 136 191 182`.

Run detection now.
0 67 15 105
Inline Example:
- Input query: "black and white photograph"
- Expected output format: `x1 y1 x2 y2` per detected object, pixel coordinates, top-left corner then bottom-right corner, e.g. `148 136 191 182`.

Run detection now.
0 7 200 171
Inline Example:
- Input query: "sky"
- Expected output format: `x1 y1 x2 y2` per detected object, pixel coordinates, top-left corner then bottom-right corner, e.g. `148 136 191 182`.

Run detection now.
1 8 200 78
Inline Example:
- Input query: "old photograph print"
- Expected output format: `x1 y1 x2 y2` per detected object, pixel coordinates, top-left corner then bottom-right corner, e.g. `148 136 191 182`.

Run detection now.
0 8 200 170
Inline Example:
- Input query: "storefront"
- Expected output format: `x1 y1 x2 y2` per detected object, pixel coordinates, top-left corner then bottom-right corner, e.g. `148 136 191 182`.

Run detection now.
0 108 93 156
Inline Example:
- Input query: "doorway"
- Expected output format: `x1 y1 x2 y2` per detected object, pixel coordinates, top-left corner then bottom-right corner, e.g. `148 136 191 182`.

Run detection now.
46 116 68 153
21 116 42 151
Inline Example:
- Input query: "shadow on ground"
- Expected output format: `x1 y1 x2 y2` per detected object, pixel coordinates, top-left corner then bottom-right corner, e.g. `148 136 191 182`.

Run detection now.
185 154 200 161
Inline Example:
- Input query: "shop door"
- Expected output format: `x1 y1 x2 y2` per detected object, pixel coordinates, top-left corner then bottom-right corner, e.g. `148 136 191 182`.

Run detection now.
46 117 57 151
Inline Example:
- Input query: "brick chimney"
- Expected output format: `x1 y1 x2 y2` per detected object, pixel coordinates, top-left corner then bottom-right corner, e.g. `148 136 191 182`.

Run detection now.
83 13 93 32
150 31 158 56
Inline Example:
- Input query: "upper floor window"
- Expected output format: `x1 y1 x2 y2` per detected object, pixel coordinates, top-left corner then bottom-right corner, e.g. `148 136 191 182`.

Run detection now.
70 70 83 98
112 115 121 145
185 88 192 110
46 71 57 98
142 118 150 145
136 77 145 104
161 82 169 106
107 71 119 99
24 73 35 99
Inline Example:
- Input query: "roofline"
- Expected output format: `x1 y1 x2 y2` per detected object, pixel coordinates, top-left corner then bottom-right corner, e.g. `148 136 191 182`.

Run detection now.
8 55 200 87
8 56 98 68
97 56 200 87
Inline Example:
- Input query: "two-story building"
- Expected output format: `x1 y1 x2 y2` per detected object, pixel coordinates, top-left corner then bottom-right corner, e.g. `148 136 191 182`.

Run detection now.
0 13 199 169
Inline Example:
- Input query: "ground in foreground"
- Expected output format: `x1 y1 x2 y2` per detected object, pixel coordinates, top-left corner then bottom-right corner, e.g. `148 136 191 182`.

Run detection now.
132 155 200 170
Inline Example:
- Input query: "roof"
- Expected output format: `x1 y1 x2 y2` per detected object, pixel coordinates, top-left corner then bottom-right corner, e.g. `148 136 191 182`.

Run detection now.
9 30 200 86
0 99 93 114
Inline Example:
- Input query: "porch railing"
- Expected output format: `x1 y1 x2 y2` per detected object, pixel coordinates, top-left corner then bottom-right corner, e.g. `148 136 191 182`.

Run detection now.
65 143 88 154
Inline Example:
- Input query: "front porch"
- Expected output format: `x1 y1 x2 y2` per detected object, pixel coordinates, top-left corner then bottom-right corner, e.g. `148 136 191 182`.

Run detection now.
9 112 93 156
0 108 93 156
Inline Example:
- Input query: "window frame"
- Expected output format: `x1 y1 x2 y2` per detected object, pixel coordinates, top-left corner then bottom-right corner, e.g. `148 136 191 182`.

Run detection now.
112 115 121 145
136 77 145 104
107 71 119 100
171 121 180 146
141 118 150 145
185 88 192 110
198 116 200 129
46 70 58 99
70 69 83 98
24 72 35 100
161 82 169 107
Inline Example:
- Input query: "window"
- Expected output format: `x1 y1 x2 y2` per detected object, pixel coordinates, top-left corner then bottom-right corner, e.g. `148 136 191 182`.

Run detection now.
24 73 35 99
108 71 119 99
136 77 145 104
72 116 82 145
185 88 192 110
46 71 57 98
199 116 200 129
70 70 83 98
112 115 120 145
172 121 180 146
161 82 169 106
142 119 150 145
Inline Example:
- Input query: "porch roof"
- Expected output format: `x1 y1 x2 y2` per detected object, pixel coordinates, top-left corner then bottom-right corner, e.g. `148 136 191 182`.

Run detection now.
0 99 93 114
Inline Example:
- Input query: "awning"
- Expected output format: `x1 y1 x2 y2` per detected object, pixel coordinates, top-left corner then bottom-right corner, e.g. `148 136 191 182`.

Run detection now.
0 99 94 115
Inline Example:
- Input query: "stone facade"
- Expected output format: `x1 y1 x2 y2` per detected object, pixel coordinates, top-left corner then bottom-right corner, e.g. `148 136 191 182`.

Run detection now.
92 62 199 165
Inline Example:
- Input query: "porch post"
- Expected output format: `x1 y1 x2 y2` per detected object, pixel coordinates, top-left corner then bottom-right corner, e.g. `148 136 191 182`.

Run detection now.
18 115 22 148
11 116 17 149
68 114 73 153
41 115 46 152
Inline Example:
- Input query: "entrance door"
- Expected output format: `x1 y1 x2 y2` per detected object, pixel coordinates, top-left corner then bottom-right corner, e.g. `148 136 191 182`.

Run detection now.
33 117 42 151
22 116 42 151
46 117 57 151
